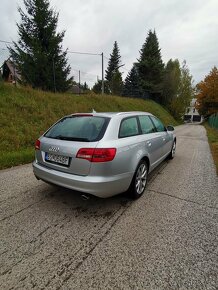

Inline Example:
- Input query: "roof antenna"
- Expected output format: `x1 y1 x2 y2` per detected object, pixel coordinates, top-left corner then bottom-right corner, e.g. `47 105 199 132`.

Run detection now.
92 109 96 113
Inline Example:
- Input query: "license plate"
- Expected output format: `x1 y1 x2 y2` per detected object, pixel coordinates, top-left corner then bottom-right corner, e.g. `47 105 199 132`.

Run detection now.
45 153 69 166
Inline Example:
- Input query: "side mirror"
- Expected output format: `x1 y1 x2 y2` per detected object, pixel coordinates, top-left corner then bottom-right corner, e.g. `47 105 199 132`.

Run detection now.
166 125 174 131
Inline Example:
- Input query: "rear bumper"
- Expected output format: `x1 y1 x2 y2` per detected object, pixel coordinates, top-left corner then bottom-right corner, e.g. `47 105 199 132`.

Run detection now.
32 161 133 198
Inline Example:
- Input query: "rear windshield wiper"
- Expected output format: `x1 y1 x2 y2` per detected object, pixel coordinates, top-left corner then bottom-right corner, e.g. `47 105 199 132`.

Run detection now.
52 135 90 142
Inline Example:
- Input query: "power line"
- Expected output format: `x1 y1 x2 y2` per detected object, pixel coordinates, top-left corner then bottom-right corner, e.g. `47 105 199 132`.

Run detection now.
0 40 13 44
104 55 110 61
71 68 98 78
122 66 129 72
0 38 136 91
67 50 101 56
104 55 130 73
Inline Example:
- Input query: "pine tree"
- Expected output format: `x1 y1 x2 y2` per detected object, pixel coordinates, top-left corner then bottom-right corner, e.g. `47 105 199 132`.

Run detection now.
9 0 71 92
136 30 164 96
92 80 110 94
83 82 89 91
123 65 141 98
105 41 123 95
111 71 123 96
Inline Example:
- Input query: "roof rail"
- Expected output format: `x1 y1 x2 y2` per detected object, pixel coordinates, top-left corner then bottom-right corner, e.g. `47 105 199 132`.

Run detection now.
116 111 145 115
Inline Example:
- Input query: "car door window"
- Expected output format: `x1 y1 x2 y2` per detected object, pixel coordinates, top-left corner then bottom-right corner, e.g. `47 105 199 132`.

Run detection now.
119 117 139 138
150 116 166 132
138 115 156 134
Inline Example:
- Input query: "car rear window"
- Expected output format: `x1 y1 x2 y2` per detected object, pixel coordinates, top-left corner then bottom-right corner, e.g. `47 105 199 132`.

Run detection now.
44 116 110 142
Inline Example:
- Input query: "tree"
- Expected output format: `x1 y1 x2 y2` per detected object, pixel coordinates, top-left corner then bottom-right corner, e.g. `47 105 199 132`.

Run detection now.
162 59 181 106
123 65 141 98
196 66 218 116
83 82 89 91
170 61 194 119
9 0 71 92
110 71 123 96
0 70 2 83
136 30 164 96
105 41 123 95
80 81 89 91
92 80 110 94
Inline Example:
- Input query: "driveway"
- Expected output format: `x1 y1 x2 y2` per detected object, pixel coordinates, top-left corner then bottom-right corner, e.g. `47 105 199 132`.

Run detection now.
0 124 217 289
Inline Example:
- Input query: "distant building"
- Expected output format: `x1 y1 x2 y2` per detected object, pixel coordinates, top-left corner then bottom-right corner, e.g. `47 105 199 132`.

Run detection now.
68 84 83 94
1 59 21 84
184 98 203 122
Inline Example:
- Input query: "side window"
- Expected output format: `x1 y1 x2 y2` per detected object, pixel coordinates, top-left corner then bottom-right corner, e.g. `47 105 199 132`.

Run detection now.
150 116 165 132
119 117 139 138
139 116 156 134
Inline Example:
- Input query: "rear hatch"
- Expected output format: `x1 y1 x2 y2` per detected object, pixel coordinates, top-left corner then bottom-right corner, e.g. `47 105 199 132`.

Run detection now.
35 115 110 176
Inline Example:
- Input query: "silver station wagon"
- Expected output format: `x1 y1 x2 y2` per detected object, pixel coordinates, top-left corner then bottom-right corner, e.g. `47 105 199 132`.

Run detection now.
33 112 176 199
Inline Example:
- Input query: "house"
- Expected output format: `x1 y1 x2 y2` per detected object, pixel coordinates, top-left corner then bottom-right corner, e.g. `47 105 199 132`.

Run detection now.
1 59 21 84
68 84 83 94
184 98 203 122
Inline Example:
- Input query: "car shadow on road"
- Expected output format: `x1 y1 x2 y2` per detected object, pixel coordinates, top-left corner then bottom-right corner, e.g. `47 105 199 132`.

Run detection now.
36 159 169 220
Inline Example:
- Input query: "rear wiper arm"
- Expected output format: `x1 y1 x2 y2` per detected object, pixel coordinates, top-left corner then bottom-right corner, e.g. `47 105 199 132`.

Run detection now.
53 135 90 141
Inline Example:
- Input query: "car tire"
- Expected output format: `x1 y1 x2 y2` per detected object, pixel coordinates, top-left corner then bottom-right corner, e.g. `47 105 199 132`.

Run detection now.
129 160 148 199
169 140 176 159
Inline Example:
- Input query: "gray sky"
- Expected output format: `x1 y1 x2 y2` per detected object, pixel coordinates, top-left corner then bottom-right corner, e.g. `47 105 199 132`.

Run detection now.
0 0 218 87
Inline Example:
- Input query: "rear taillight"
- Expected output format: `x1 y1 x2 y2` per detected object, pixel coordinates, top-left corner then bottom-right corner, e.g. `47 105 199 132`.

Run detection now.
76 148 116 162
76 148 95 161
92 148 116 162
35 139 40 150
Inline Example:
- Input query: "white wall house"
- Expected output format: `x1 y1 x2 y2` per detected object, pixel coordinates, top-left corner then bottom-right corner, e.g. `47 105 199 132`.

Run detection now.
184 98 203 122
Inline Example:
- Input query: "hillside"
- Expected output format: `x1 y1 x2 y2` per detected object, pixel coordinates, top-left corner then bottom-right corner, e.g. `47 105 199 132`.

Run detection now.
0 83 178 169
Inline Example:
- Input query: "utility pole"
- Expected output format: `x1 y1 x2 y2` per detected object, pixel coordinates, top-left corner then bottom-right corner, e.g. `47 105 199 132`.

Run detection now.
79 70 81 95
67 50 105 94
12 59 16 87
52 56 56 93
101 52 104 95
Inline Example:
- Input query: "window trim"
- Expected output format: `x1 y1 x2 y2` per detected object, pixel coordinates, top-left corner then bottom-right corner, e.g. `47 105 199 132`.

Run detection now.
44 115 111 142
118 116 141 139
149 116 167 132
138 115 157 135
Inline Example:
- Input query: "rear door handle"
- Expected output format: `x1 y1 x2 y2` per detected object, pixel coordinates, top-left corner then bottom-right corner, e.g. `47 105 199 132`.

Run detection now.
146 141 151 147
162 138 165 141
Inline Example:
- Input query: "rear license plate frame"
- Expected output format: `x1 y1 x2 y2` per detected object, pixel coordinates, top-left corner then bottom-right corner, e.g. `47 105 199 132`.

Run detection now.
45 152 70 166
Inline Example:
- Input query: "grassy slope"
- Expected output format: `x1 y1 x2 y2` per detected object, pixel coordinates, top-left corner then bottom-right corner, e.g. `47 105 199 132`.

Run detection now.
204 122 218 174
0 83 178 169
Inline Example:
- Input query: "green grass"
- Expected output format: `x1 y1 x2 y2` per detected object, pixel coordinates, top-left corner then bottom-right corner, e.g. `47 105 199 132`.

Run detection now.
0 148 34 169
0 82 178 169
204 122 218 174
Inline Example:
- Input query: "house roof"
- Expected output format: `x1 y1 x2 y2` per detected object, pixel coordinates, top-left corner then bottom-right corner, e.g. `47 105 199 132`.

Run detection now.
4 59 22 81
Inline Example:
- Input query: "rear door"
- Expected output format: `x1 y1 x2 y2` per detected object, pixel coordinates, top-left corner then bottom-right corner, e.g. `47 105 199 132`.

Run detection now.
138 115 163 167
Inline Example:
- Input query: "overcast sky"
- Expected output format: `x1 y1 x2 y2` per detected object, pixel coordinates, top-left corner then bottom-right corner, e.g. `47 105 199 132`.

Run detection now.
0 0 218 87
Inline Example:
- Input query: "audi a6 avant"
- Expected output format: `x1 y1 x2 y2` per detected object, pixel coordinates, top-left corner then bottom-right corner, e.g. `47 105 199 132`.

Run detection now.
33 112 176 199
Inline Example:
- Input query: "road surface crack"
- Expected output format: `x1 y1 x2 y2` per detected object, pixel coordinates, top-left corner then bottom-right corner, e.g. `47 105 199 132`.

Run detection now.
46 202 131 289
0 189 60 222
149 189 218 210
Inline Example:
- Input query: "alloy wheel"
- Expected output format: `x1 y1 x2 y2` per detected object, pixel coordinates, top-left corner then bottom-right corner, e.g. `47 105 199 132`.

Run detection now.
135 163 147 195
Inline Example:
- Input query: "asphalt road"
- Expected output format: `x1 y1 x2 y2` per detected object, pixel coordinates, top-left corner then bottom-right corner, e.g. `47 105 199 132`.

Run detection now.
0 124 217 290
